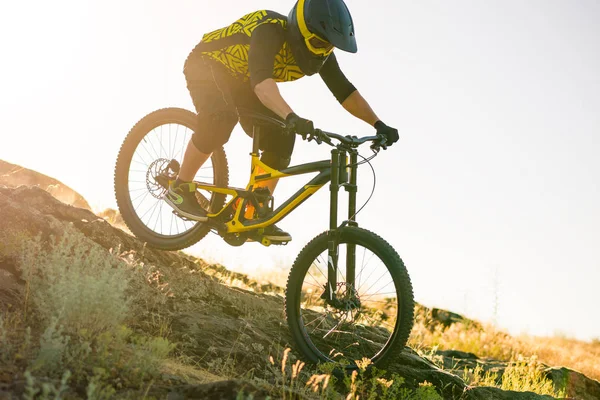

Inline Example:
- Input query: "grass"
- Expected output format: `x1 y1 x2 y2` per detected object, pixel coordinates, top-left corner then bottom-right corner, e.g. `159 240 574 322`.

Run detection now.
462 356 566 398
251 348 443 400
409 304 600 382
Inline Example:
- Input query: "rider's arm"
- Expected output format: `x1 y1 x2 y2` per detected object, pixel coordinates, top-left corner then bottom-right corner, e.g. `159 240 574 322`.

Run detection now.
254 78 294 120
249 23 294 119
319 53 380 126
341 90 380 127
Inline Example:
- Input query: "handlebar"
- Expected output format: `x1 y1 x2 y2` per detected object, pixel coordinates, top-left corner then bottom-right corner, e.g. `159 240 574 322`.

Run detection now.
301 128 388 151
236 108 388 151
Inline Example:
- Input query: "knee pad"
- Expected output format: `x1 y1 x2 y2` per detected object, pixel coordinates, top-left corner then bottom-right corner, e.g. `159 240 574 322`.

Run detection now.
192 110 238 153
261 151 291 170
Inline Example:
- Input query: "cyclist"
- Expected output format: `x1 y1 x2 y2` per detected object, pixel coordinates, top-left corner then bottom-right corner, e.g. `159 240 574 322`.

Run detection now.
166 0 399 242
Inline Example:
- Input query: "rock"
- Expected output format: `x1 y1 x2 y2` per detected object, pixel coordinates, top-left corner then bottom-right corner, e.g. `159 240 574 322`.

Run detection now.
0 159 91 210
438 350 479 360
545 367 600 400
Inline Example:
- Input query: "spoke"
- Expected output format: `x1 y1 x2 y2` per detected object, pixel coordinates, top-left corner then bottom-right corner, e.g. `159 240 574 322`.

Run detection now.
180 128 188 164
131 189 149 204
154 127 170 158
132 191 150 210
359 311 395 331
360 279 395 298
308 312 330 335
146 133 162 160
361 299 396 305
172 123 179 160
153 201 164 232
356 250 377 292
304 312 328 328
141 199 160 224
307 270 325 290
362 270 392 299
131 158 150 167
356 255 381 293
174 214 182 233
313 257 329 281
141 137 159 162
302 281 324 289
323 313 348 339
360 292 399 300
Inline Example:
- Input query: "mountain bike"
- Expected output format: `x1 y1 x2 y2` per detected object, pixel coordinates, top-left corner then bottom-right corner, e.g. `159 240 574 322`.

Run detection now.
114 107 414 368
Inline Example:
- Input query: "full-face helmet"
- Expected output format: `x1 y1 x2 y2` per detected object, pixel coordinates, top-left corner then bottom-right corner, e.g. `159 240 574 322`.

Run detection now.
287 0 357 75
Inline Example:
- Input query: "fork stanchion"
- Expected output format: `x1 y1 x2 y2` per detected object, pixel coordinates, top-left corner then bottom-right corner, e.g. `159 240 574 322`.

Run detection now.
346 150 358 287
327 149 340 297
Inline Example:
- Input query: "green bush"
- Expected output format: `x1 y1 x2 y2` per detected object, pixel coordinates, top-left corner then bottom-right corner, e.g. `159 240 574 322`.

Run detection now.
20 228 131 336
17 227 174 392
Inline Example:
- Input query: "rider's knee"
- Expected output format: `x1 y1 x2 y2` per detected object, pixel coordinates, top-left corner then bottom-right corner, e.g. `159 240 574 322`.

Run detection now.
261 152 291 170
192 110 238 153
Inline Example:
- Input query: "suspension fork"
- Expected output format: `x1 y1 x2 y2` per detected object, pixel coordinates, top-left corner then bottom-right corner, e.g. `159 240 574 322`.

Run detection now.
326 149 359 299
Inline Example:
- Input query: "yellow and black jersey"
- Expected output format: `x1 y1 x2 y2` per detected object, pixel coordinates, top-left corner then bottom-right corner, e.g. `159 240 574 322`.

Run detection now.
194 10 303 84
190 10 356 103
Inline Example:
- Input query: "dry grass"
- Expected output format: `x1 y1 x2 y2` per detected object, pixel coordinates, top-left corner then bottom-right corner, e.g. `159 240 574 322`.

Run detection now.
409 306 600 382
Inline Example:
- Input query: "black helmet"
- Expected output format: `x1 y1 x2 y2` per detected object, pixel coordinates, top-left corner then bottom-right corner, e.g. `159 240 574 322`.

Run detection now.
287 0 357 75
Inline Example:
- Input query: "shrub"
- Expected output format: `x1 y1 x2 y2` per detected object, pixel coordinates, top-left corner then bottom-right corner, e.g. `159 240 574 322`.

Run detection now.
19 227 131 336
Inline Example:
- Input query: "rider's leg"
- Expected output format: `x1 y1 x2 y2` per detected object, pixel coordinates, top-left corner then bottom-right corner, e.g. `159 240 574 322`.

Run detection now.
180 56 238 182
245 124 296 240
165 56 238 219
177 140 211 182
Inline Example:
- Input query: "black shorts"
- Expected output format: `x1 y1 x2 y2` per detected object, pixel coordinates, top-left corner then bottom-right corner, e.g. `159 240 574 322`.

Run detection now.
183 55 295 168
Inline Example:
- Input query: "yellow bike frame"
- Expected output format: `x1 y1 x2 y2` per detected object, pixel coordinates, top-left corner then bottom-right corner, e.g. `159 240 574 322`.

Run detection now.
194 138 332 238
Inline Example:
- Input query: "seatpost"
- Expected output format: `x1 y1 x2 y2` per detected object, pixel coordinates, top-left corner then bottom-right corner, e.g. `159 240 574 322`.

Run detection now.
252 125 261 155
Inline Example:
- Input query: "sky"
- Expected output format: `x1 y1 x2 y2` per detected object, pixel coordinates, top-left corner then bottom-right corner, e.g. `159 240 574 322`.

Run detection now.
1 0 599 341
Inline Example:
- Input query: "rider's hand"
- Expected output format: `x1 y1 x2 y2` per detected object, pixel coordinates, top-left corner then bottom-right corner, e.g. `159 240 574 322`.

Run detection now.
286 112 314 138
374 121 399 149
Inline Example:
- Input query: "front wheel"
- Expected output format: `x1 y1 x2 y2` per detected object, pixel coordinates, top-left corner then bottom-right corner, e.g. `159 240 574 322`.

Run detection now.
285 227 414 368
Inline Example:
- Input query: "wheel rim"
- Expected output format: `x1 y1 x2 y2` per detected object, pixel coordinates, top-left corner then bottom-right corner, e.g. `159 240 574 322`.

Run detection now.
126 122 216 237
297 242 401 365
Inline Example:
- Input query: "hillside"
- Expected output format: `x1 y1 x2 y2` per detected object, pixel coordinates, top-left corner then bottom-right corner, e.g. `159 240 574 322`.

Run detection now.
0 163 599 399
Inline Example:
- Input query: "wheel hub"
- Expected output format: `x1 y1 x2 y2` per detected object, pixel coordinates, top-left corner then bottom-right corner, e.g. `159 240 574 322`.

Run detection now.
146 158 176 199
322 282 361 311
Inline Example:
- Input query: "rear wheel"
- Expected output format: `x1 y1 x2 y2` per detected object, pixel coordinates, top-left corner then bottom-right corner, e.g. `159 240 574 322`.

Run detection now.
114 108 229 250
285 227 414 368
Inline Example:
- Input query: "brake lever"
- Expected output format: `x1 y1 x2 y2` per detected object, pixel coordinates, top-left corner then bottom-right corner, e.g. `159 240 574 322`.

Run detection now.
370 134 388 152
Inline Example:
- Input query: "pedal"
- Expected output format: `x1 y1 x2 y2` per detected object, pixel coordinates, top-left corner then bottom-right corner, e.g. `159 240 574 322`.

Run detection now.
259 237 290 247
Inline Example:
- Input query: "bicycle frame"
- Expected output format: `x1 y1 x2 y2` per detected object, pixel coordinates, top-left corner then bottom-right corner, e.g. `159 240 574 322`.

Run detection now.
193 125 359 248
